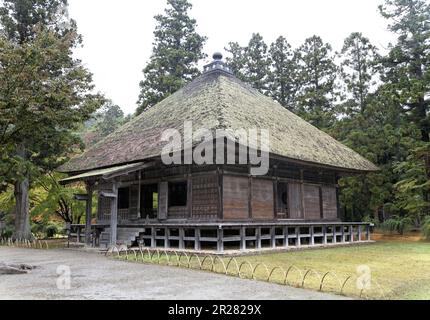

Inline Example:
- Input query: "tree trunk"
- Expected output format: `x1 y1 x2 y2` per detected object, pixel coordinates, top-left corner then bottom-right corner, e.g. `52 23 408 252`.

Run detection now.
13 177 32 240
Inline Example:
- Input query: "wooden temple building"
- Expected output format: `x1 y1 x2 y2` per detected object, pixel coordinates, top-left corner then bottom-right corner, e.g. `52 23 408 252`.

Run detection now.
59 53 378 253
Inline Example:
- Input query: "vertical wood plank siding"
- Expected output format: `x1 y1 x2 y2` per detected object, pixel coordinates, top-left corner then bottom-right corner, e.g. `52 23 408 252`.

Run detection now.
322 186 338 219
288 183 303 219
303 184 321 220
251 179 274 219
223 175 249 220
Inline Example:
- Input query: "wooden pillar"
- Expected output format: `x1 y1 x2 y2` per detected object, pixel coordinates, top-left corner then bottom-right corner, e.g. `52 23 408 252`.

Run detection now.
296 227 301 247
76 227 81 244
350 225 354 242
323 226 328 245
284 226 289 248
187 170 193 219
85 182 94 246
271 227 276 249
358 225 362 242
217 167 223 220
137 171 142 219
217 228 224 253
341 225 346 243
194 228 201 251
240 227 246 251
256 227 262 250
151 227 156 248
110 182 118 246
366 224 371 241
248 175 253 219
179 228 185 249
333 225 337 244
300 170 305 219
310 226 315 246
165 228 170 249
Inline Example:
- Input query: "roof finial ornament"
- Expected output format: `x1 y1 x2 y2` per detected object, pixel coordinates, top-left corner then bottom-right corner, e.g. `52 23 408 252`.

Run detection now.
203 51 233 75
213 52 223 61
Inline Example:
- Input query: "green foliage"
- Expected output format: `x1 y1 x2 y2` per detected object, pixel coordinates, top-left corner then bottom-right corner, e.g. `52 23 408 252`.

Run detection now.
380 215 415 235
339 32 380 115
136 0 207 115
267 36 299 110
422 216 430 240
31 173 87 224
294 35 338 129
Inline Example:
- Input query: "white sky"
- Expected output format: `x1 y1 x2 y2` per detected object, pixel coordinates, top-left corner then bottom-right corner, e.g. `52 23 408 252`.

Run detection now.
67 0 396 115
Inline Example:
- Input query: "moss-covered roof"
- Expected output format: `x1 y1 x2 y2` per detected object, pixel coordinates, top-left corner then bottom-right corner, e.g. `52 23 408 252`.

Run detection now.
59 69 378 173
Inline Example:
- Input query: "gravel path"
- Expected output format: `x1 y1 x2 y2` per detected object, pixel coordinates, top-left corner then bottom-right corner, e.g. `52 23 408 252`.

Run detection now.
0 248 349 300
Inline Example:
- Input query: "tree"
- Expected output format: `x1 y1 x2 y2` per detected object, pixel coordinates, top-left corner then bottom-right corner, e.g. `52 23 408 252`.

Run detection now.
224 41 246 79
0 0 74 44
32 173 87 225
379 0 430 143
379 0 430 216
136 0 207 115
267 36 299 110
225 33 270 93
92 101 125 144
339 32 380 115
295 35 338 129
0 1 104 239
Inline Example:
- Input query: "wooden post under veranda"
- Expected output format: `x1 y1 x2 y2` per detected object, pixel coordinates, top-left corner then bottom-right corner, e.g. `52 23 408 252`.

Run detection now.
85 182 94 246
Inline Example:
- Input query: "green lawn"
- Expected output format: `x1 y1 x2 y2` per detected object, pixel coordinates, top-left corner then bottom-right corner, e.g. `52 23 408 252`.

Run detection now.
111 239 430 300
232 241 430 300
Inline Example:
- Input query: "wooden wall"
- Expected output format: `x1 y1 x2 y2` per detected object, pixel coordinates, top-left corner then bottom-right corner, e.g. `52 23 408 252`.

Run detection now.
252 179 274 220
223 175 249 220
288 183 303 219
303 184 321 220
192 175 219 220
322 186 338 220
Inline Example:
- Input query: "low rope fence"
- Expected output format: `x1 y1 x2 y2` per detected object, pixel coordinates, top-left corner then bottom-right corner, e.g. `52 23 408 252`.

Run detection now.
105 245 390 300
0 238 50 250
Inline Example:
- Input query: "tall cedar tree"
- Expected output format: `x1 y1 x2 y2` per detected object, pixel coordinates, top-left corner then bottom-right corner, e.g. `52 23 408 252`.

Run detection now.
225 33 270 94
379 0 430 217
136 0 206 115
379 0 430 143
0 0 104 239
339 32 380 115
295 35 338 129
267 36 299 110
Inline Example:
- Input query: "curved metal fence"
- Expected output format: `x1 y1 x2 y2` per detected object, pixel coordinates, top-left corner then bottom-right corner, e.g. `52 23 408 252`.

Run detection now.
0 238 49 250
105 245 390 300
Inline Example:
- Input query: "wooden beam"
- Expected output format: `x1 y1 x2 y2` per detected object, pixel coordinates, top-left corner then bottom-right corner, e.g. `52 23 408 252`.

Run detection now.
217 167 223 220
248 173 253 219
137 171 142 219
109 181 118 246
74 194 89 201
85 182 94 246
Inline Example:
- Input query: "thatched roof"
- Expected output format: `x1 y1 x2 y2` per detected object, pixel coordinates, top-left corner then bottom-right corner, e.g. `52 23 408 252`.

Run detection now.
59 66 378 174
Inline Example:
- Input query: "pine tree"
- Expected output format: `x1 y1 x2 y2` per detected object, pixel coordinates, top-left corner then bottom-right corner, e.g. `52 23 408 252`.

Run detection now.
267 36 299 110
136 0 207 115
295 35 338 129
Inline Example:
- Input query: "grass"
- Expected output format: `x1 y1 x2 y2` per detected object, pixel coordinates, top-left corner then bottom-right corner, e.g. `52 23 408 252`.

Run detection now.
112 238 430 300
231 240 430 300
